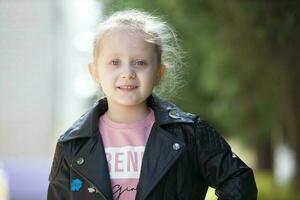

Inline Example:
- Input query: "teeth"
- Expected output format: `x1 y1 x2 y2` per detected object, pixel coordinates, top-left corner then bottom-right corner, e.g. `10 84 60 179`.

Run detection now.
119 86 137 89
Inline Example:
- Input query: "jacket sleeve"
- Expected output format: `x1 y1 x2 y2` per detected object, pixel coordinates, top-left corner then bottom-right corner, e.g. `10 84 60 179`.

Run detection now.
47 142 70 200
193 118 258 200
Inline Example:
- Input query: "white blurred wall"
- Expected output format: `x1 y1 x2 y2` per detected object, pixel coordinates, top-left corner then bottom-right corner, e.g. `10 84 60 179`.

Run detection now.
0 0 100 159
0 0 56 158
0 0 101 199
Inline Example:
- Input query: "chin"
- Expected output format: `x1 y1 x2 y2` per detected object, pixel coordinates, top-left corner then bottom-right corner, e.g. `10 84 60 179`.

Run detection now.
116 97 147 107
118 100 142 107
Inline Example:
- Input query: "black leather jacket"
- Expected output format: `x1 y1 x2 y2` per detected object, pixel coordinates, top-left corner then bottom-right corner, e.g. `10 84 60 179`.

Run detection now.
47 95 257 200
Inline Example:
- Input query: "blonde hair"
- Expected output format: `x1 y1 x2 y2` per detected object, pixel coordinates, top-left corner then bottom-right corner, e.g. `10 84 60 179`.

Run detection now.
92 9 184 98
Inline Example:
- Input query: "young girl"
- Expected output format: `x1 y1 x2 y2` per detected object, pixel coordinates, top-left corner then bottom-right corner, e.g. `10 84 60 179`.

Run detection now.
48 9 257 200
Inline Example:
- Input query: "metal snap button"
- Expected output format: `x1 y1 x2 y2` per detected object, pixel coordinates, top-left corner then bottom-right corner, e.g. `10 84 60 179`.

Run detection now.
232 152 237 158
172 143 181 150
76 157 85 165
88 187 96 193
169 109 177 115
169 109 180 119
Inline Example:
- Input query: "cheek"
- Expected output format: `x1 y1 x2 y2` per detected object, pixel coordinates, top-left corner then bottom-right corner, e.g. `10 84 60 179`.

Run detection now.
99 70 117 86
143 71 158 87
100 76 111 85
97 67 108 81
149 67 160 82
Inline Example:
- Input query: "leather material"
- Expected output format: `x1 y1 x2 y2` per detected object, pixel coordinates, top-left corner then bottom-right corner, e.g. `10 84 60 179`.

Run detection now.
47 94 257 200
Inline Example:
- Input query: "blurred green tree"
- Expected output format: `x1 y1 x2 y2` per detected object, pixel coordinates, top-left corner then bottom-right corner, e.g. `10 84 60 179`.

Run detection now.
100 0 300 191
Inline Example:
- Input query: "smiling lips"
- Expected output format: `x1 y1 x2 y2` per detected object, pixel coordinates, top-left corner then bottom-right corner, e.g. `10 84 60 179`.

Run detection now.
117 85 138 90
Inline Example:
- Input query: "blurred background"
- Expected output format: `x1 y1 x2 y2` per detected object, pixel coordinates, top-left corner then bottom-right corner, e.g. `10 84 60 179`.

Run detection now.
0 0 299 199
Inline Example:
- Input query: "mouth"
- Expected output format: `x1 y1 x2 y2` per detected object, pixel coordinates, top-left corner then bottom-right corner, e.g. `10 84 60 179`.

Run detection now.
117 85 138 90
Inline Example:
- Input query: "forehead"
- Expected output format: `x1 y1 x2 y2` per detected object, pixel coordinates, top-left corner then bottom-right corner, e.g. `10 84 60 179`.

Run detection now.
98 29 156 57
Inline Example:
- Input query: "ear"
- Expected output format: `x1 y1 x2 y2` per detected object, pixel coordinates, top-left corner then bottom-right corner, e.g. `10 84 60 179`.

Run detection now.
88 63 100 84
156 64 165 84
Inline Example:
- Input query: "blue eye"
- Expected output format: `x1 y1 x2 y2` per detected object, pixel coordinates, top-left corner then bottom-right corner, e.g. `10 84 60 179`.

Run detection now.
134 60 146 66
111 59 119 65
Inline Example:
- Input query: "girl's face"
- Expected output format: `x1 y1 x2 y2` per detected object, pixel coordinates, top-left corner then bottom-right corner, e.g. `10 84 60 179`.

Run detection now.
89 30 164 109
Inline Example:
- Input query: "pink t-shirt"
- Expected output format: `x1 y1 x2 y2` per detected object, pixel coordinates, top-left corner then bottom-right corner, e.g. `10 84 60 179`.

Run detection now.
99 109 155 200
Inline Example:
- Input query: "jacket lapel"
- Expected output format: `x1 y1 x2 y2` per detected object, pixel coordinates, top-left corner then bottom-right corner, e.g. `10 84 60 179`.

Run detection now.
60 95 194 200
70 133 113 200
135 123 186 200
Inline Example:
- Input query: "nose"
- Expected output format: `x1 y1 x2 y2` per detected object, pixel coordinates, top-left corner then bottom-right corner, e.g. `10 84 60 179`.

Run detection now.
120 65 136 79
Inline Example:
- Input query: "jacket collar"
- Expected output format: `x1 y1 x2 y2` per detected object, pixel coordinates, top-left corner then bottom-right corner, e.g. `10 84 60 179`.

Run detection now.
60 94 195 200
59 94 195 143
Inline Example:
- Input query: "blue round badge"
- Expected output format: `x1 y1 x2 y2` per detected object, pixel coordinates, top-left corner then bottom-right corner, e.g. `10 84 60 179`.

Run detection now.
70 178 83 192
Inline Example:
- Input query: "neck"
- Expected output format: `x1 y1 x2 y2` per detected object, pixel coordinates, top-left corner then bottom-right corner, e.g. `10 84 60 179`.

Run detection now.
106 100 149 123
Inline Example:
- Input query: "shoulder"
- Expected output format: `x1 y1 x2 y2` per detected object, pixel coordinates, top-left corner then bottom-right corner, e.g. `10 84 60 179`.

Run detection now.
153 97 230 150
151 95 212 127
58 97 109 143
193 118 230 150
149 95 197 125
57 111 91 143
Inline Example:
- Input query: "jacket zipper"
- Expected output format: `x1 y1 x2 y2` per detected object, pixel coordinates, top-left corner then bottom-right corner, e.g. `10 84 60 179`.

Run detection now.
70 164 108 200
